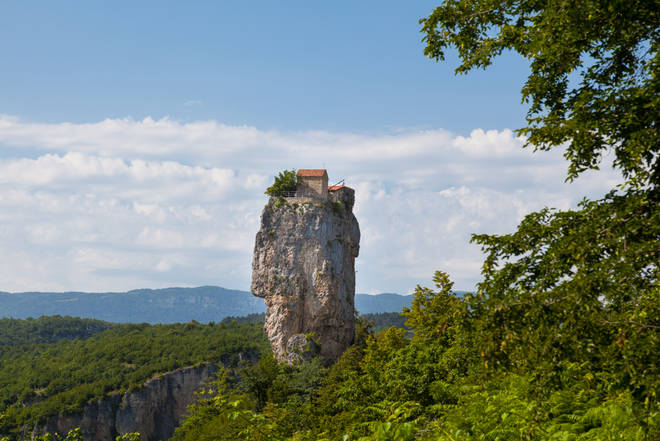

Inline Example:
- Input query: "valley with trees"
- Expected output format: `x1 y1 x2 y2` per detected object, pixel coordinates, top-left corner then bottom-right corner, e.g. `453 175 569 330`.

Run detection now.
0 0 657 439
0 318 268 438
168 0 659 438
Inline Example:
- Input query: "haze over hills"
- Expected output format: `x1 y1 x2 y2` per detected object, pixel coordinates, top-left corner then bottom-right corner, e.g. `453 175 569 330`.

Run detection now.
0 286 422 323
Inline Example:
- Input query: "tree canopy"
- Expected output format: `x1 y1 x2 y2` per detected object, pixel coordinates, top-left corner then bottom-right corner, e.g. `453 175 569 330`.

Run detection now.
0 320 268 438
421 0 659 189
265 170 299 196
0 316 116 346
420 0 659 387
4 2 658 440
168 2 659 439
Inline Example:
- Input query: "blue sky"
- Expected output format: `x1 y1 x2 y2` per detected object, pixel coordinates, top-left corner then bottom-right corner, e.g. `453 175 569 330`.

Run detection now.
0 2 618 294
1 1 528 132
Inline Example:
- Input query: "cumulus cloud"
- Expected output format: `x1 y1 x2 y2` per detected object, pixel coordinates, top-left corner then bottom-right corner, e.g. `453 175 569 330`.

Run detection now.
0 115 621 293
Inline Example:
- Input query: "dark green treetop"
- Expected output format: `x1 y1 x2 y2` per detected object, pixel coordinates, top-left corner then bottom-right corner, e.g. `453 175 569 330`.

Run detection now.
421 0 659 408
265 170 299 196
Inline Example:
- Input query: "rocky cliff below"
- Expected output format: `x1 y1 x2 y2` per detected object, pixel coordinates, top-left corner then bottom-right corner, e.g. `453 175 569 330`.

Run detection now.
251 188 360 364
36 364 218 441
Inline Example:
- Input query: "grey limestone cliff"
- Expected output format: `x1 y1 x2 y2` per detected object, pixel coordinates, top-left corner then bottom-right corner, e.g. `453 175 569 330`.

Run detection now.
36 364 218 441
251 187 360 364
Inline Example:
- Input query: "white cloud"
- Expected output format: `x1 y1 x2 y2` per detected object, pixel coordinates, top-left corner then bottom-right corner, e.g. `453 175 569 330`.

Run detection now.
0 115 622 293
453 128 525 157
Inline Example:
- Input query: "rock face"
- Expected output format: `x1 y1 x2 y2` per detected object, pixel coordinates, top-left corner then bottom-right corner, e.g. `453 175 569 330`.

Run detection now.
37 364 218 441
251 187 360 364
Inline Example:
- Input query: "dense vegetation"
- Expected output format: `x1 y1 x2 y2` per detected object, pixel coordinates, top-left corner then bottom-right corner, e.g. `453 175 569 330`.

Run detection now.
360 313 408 333
169 0 659 439
170 266 658 440
1 428 140 441
0 319 268 438
265 170 299 197
3 1 657 439
219 312 408 333
0 316 116 346
220 312 267 324
0 313 409 440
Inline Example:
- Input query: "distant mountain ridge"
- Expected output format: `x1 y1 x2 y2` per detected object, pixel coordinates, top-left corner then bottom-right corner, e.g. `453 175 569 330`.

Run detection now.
0 286 416 323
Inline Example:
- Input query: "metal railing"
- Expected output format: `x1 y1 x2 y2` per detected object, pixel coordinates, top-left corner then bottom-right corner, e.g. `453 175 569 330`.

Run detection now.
273 188 346 198
275 191 298 197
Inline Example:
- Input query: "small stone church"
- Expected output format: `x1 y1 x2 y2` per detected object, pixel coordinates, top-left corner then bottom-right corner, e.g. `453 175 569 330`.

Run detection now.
296 169 328 199
294 169 350 202
290 169 354 211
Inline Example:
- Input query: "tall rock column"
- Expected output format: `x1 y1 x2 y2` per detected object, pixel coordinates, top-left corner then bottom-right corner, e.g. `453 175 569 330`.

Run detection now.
251 188 360 364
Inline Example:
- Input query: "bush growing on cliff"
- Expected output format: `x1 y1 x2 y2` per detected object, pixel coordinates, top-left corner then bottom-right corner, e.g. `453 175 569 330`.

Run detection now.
265 170 298 197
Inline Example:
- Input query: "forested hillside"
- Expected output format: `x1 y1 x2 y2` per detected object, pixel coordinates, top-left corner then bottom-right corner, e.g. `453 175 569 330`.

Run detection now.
0 316 116 346
0 318 268 438
0 313 409 440
361 312 408 333
171 269 659 440
168 0 660 438
2 0 657 438
220 312 409 333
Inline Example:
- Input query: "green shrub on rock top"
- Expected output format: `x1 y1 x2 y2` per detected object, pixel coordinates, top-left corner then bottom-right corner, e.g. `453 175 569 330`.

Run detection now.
265 170 298 197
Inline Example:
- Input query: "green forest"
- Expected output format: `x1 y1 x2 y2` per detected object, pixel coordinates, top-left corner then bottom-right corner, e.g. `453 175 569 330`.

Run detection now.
0 318 268 438
2 0 658 439
0 316 117 346
169 267 658 440
0 313 409 440
170 0 660 439
219 312 408 334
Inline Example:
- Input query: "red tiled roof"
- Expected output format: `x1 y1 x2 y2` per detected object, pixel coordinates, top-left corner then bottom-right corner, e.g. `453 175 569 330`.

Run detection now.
297 169 327 177
328 185 345 191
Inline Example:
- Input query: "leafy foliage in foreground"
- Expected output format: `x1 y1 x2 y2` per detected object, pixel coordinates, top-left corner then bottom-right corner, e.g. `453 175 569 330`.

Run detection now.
172 0 658 436
6 1 659 438
1 428 140 441
173 266 659 440
421 0 659 189
0 320 268 438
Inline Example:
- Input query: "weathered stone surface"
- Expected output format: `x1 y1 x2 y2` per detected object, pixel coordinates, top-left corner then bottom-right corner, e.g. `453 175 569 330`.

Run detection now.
251 187 360 363
285 333 321 364
37 364 218 441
